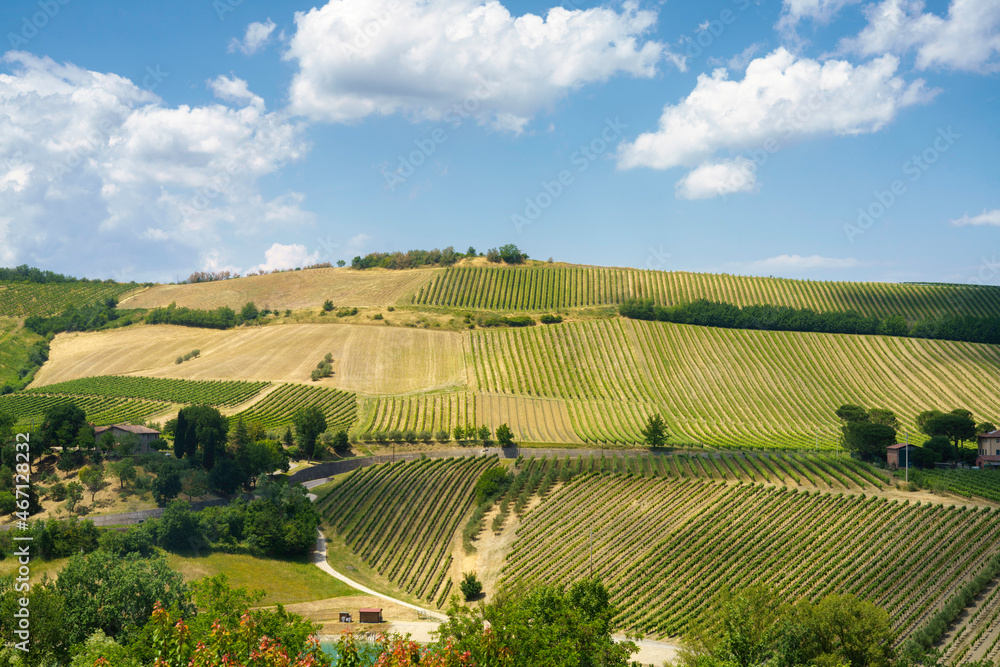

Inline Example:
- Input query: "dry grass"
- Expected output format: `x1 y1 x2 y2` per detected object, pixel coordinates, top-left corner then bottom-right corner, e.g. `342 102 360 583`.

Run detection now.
120 267 438 311
32 323 467 395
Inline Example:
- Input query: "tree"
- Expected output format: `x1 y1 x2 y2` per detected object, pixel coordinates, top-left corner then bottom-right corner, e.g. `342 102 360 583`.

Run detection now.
496 423 515 448
453 424 465 442
152 468 182 506
55 550 192 646
498 243 527 264
115 432 141 458
0 411 14 447
66 481 83 513
110 457 136 489
332 430 350 453
916 409 944 432
803 594 895 667
477 425 492 443
293 406 327 461
867 408 898 430
182 468 210 501
76 423 96 451
79 465 105 503
39 403 87 451
844 421 897 461
460 572 483 600
282 426 294 450
229 416 250 450
240 301 259 322
157 500 204 552
923 412 977 461
977 421 996 435
177 405 229 469
641 413 668 447
322 299 334 311
174 409 189 458
836 404 869 424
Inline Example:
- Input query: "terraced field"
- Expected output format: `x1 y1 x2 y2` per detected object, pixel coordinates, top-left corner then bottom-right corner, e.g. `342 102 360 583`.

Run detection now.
25 375 269 407
415 266 1000 318
0 393 169 426
230 384 357 431
0 281 142 318
120 267 437 311
316 456 495 607
469 319 1000 448
502 471 1000 643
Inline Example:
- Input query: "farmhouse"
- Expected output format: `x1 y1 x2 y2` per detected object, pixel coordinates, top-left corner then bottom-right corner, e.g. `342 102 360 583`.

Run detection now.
976 429 1000 468
886 443 918 469
93 423 160 455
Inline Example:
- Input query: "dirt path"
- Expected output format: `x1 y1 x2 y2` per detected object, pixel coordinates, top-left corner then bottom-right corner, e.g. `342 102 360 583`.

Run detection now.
313 531 447 621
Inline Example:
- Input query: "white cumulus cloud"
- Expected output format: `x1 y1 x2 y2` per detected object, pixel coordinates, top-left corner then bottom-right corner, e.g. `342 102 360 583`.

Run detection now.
675 157 757 200
283 0 671 131
253 242 321 272
0 51 310 280
777 0 862 32
839 0 1000 72
229 19 278 55
951 209 1000 226
617 48 936 183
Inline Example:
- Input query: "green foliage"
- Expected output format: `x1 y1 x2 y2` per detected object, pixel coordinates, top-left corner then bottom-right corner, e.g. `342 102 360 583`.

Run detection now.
540 313 563 324
56 550 192 646
496 423 515 447
78 464 105 502
436 578 635 667
835 405 898 461
29 375 269 406
474 465 512 504
229 383 356 432
922 411 977 460
146 302 237 329
459 571 482 600
152 468 182 506
240 301 259 322
641 413 668 447
293 405 327 460
351 246 458 269
38 402 87 451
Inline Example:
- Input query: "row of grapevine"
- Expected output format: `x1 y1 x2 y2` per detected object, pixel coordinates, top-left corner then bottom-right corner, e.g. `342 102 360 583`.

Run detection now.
28 376 269 407
0 281 141 318
910 469 1000 503
356 392 478 439
469 318 1000 449
502 473 1000 642
0 393 169 426
317 456 495 606
229 383 357 431
412 266 1000 319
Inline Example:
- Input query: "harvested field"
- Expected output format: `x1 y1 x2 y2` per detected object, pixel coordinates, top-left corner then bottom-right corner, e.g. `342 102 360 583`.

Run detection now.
32 323 466 394
120 267 438 311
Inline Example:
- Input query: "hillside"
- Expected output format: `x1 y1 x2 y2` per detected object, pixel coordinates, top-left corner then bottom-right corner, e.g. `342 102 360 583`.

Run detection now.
415 265 1000 319
119 266 438 311
0 280 143 318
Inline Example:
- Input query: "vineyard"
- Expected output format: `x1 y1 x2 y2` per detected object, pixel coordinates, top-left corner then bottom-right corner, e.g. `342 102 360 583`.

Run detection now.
912 469 1000 503
468 319 1000 449
501 469 1000 644
414 266 1000 319
26 376 269 407
316 456 495 607
229 383 357 431
0 281 141 318
0 392 169 426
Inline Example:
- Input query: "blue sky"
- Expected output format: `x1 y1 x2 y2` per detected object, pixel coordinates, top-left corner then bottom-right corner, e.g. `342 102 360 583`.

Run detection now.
0 0 997 285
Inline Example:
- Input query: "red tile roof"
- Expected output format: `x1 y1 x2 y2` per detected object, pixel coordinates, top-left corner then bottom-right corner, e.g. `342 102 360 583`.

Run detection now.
94 423 160 435
887 443 916 450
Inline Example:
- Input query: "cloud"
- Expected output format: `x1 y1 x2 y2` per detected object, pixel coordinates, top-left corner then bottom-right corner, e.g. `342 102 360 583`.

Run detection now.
777 0 862 32
737 254 859 273
229 19 277 55
0 51 310 280
253 242 321 272
208 74 264 108
617 48 936 175
839 0 1000 72
951 209 1000 226
675 157 757 199
283 0 671 130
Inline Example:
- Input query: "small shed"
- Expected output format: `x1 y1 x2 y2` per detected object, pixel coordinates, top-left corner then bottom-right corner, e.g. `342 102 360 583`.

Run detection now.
359 608 382 623
339 612 352 623
887 443 917 469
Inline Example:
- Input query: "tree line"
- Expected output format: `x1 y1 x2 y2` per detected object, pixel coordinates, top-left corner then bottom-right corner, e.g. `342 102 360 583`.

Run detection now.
620 297 1000 346
350 243 528 270
0 264 139 285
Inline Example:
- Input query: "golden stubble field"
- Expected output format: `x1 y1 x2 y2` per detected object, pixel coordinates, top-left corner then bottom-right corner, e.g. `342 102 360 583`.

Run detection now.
31 323 467 395
120 266 439 311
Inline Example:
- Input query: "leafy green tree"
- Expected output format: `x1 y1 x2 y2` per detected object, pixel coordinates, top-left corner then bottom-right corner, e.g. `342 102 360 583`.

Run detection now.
68 630 141 667
923 412 977 461
499 243 527 264
240 301 259 322
152 467 182 506
836 404 869 423
641 413 668 447
110 457 137 489
804 594 895 667
332 430 350 452
39 403 87 450
157 500 204 551
182 468 210 500
478 425 492 443
453 424 465 442
174 409 190 458
474 466 513 504
867 408 898 430
437 578 635 667
0 576 70 665
977 421 996 435
66 481 83 513
496 423 515 447
282 426 294 450
76 423 96 450
55 550 192 645
79 465 105 503
0 412 14 447
460 572 483 600
843 421 897 461
916 409 944 432
293 406 326 461
115 432 141 458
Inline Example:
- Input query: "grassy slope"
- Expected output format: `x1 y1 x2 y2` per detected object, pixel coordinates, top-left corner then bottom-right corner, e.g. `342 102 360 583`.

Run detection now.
414 265 1000 319
0 317 41 387
0 281 142 318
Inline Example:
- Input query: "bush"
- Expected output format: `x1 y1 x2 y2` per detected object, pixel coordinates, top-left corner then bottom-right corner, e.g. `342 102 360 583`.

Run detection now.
388 429 403 442
175 356 183 365
460 572 483 600
287 445 301 460
373 313 383 320
435 430 451 442
540 314 563 324
418 430 433 443
323 300 334 311
49 481 67 501
402 428 417 442
0 491 15 515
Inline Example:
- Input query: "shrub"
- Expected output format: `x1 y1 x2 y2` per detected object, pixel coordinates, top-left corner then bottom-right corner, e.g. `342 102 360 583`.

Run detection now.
418 430 433 443
287 446 301 460
323 300 334 311
388 429 403 442
49 481 67 501
540 314 563 324
460 572 483 600
373 313 384 320
387 306 395 312
175 356 183 365
435 429 451 442
402 428 417 442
